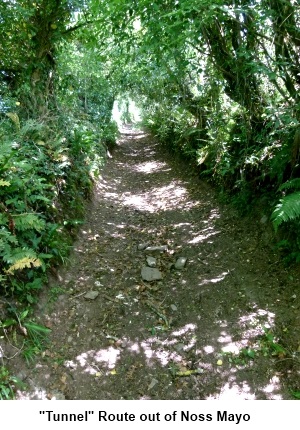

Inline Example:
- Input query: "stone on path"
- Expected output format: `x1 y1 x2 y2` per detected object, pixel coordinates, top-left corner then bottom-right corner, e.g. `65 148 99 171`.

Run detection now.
84 291 99 300
144 245 168 253
138 243 149 250
146 256 156 267
141 266 162 281
148 378 159 390
174 257 187 270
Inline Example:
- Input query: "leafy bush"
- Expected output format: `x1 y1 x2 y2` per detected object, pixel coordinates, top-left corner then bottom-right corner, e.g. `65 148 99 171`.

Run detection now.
0 366 23 400
271 178 300 263
0 112 117 303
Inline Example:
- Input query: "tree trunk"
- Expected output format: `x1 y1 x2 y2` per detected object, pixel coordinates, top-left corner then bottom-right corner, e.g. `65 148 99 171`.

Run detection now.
20 0 70 117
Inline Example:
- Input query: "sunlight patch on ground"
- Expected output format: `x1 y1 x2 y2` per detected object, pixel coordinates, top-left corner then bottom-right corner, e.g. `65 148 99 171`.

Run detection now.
65 347 120 375
141 324 197 366
238 309 275 339
210 375 283 400
218 332 234 344
134 161 169 174
171 323 197 337
198 271 229 286
48 310 283 400
129 342 140 353
173 222 192 228
17 388 48 400
95 164 203 214
263 375 282 399
209 209 221 220
16 363 52 399
122 183 189 212
189 228 220 244
203 345 215 354
215 308 277 364
118 131 147 140
212 381 256 400
103 191 119 199
221 343 241 355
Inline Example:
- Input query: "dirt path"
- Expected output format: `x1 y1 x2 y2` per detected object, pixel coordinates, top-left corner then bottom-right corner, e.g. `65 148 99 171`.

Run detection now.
12 127 300 399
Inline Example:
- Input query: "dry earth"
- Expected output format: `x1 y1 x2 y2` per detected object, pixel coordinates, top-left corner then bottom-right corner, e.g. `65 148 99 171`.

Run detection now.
7 127 300 400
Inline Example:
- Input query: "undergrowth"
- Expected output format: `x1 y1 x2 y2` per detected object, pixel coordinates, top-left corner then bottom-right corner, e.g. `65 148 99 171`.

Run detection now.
0 108 118 396
0 113 117 303
140 98 300 262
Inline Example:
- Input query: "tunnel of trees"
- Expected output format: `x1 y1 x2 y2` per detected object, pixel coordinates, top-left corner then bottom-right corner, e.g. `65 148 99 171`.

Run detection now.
0 1 299 324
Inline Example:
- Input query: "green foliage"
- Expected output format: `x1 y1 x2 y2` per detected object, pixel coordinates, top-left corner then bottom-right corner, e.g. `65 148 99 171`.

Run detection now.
0 7 121 290
110 0 300 257
223 327 288 368
279 179 300 192
0 109 117 302
270 177 300 261
1 0 300 380
1 306 51 365
272 192 300 232
259 328 287 357
22 321 51 363
0 366 24 400
48 285 65 303
291 390 300 400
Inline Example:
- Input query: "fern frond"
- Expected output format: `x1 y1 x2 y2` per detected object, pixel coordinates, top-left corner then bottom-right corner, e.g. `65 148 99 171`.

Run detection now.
2 247 37 264
271 192 300 231
5 257 42 274
0 180 10 187
0 229 18 252
12 214 45 232
279 178 300 191
0 214 9 225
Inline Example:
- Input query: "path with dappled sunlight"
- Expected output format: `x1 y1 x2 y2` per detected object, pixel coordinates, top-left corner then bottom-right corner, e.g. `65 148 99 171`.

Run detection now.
12 127 300 399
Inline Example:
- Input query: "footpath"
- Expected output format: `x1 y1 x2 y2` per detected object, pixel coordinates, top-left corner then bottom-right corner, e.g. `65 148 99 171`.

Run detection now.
11 127 300 399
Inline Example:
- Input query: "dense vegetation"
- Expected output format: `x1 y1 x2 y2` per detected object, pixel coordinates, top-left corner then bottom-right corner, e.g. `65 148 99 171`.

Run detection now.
0 0 299 396
0 1 120 305
122 0 300 261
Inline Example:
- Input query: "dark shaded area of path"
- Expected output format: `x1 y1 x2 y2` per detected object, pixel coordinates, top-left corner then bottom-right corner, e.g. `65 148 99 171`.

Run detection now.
11 127 300 399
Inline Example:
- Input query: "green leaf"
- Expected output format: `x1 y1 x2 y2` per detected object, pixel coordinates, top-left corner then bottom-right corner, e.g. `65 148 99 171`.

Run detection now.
246 349 255 359
13 213 46 232
19 309 29 321
291 390 300 399
24 322 51 334
0 318 16 328
279 179 300 192
271 192 300 231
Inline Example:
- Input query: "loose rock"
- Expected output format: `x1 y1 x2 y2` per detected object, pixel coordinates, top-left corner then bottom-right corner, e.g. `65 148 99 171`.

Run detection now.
84 291 99 300
146 256 156 267
144 245 168 253
141 266 162 281
148 378 159 390
138 243 149 250
174 257 187 270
